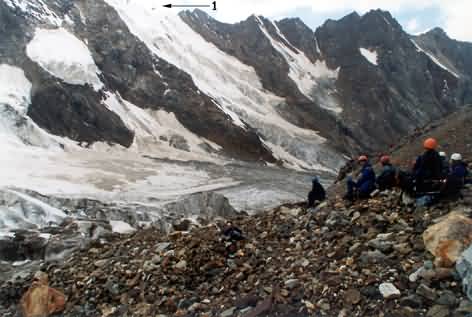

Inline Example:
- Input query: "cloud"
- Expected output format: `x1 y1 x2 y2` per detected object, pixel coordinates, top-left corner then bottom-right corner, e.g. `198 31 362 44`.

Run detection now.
406 18 419 33
441 0 472 41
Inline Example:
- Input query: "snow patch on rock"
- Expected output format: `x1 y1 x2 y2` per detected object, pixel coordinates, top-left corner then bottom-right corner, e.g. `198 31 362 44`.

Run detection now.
26 28 104 90
360 48 378 66
109 220 136 234
103 92 222 156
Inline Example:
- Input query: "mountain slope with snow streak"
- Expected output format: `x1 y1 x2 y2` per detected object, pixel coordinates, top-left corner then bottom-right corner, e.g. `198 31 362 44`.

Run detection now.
411 39 460 78
254 16 340 108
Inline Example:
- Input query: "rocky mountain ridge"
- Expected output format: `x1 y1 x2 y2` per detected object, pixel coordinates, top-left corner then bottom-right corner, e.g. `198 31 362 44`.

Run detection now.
1 0 471 171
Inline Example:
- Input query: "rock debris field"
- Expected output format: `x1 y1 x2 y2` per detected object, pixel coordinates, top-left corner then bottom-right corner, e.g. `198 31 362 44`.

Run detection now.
3 188 472 317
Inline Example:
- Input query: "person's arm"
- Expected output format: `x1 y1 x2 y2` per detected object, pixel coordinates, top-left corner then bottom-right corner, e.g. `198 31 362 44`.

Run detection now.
356 168 370 186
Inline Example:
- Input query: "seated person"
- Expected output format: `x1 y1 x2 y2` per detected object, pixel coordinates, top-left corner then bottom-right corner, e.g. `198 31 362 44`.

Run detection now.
439 152 449 177
441 153 468 198
345 156 376 201
376 155 397 191
413 138 443 193
308 177 326 208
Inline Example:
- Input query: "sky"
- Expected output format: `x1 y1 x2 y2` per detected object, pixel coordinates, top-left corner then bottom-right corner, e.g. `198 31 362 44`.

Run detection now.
151 0 472 42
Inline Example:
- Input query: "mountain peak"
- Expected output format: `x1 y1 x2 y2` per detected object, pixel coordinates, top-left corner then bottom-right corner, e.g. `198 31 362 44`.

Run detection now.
425 27 449 39
179 8 210 21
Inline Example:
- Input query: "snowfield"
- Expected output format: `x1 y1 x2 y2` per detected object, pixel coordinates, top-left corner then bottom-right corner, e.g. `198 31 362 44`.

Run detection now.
0 64 31 114
0 63 72 149
26 28 104 90
103 92 222 156
360 47 378 66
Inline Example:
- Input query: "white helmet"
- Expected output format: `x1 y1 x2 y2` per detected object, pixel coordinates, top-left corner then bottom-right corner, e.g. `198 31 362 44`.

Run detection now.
451 153 462 161
439 152 447 157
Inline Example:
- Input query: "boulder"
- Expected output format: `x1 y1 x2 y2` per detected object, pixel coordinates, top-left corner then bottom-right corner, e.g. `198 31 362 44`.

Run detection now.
457 245 472 301
423 211 472 267
379 283 401 299
20 271 65 317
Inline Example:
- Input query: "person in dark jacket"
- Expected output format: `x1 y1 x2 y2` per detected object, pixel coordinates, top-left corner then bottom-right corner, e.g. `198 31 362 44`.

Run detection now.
439 152 449 177
413 138 443 193
376 155 397 191
345 156 376 201
441 153 468 198
308 177 326 208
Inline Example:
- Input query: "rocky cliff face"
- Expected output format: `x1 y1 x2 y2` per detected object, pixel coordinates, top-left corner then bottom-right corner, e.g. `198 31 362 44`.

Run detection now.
183 9 472 154
414 27 472 104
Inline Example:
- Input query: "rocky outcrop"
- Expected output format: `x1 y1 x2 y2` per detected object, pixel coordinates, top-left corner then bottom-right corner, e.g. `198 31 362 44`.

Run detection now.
0 0 134 147
414 27 472 106
275 18 322 64
415 28 472 80
315 10 462 150
423 211 472 268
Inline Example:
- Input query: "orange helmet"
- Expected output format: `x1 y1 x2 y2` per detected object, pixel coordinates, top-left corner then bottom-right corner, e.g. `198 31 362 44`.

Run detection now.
358 155 368 162
423 138 438 150
380 155 390 164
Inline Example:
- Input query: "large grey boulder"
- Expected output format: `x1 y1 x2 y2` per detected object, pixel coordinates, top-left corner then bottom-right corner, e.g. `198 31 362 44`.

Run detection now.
457 245 472 301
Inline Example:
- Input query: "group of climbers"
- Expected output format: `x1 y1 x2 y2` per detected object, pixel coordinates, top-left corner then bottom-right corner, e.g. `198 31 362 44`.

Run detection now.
411 138 469 201
339 137 469 204
307 137 469 207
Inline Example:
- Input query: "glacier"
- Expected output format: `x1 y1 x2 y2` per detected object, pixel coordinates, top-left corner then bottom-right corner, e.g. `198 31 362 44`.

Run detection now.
0 1 342 237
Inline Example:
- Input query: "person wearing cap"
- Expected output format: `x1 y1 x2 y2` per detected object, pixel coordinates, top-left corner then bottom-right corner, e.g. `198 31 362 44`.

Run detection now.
439 152 449 177
308 176 326 208
441 153 469 198
376 155 397 191
344 155 376 201
413 138 442 193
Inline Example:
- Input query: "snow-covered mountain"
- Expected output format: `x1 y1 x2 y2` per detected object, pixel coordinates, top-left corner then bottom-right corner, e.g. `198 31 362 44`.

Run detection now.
1 0 472 232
